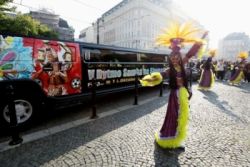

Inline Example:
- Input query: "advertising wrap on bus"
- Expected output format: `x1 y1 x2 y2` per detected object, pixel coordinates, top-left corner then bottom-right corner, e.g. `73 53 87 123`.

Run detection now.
0 34 168 127
81 48 167 90
0 35 82 96
87 66 165 88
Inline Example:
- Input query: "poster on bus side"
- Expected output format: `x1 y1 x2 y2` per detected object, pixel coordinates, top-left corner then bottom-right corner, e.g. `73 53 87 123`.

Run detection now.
0 35 82 96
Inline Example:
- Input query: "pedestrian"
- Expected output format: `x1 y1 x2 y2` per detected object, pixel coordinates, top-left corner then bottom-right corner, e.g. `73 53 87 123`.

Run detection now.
224 61 231 81
231 62 236 77
197 50 216 90
229 52 248 85
217 60 225 81
140 22 208 149
244 62 250 83
213 60 218 80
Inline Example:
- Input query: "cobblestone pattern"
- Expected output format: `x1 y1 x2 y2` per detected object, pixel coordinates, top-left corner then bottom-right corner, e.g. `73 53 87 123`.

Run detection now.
0 82 249 167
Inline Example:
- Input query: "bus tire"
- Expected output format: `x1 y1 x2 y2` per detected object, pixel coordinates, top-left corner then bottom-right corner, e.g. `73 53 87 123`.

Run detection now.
0 97 38 128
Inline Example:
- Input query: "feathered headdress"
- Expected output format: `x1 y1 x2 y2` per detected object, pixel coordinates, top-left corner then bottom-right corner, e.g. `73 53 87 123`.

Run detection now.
156 21 205 53
208 49 217 57
237 51 248 60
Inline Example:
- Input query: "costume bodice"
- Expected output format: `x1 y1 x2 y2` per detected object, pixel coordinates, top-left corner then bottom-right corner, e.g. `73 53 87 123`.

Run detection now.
174 65 184 87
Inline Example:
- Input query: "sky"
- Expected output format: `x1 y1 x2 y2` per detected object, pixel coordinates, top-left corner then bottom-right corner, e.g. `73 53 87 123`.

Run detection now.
11 0 250 48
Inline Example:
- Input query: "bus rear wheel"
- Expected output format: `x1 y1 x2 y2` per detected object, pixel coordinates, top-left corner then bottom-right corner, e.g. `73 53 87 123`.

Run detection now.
0 98 36 127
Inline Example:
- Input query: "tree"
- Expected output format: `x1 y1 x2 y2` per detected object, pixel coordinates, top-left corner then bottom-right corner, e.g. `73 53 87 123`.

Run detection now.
0 14 58 38
0 0 15 14
0 0 58 38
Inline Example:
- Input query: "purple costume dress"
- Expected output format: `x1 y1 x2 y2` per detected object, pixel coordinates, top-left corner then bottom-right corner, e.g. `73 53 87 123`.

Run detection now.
198 62 215 90
155 42 204 148
229 63 245 85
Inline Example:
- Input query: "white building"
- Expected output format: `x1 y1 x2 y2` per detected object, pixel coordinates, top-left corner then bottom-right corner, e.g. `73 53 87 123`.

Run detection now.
79 26 95 43
218 32 250 61
30 9 75 41
79 0 204 53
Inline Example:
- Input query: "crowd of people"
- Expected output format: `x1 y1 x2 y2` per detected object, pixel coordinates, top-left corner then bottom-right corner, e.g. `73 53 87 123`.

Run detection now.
194 58 250 84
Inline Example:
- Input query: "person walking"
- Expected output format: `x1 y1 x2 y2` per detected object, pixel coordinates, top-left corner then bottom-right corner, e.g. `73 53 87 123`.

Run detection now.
198 50 216 90
229 52 248 85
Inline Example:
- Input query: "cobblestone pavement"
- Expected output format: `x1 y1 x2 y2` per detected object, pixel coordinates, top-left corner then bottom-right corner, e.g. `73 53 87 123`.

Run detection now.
0 82 249 167
0 87 163 143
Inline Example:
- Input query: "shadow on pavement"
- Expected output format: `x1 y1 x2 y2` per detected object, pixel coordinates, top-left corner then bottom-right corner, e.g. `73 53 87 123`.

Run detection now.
220 81 250 92
0 87 165 142
0 94 167 166
199 90 244 123
153 142 183 167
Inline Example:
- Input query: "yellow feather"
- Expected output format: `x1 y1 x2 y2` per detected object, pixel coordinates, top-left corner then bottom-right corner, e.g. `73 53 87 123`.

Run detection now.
237 51 248 59
208 49 217 57
140 72 163 87
156 21 204 46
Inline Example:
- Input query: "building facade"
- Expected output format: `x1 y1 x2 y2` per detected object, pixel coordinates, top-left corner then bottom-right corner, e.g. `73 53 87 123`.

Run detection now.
30 9 74 41
79 0 204 53
78 26 95 43
218 32 250 61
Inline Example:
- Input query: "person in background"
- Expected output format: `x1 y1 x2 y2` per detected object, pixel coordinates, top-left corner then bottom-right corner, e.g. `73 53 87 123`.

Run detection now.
229 52 248 85
224 61 231 80
244 62 250 83
198 49 216 90
217 59 225 81
231 62 237 77
213 60 218 80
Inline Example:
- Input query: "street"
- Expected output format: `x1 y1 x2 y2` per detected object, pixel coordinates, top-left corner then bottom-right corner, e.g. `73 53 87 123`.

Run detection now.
0 82 249 167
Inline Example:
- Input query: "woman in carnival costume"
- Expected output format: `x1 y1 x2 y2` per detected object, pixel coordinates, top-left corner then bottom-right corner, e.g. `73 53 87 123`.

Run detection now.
229 52 248 85
197 49 216 90
140 22 208 149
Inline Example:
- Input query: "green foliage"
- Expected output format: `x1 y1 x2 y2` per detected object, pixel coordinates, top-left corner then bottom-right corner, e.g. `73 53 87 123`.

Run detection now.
0 0 15 13
0 0 58 38
0 14 58 38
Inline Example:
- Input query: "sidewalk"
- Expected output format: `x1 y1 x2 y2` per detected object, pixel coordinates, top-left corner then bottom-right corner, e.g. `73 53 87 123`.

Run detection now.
0 83 249 167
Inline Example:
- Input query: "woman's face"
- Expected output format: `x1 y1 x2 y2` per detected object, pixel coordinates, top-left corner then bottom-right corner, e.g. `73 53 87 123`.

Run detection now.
170 55 180 66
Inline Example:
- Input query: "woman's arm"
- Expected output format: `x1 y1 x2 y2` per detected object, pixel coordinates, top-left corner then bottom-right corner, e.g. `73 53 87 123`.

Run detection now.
183 31 208 64
200 64 204 70
160 68 170 79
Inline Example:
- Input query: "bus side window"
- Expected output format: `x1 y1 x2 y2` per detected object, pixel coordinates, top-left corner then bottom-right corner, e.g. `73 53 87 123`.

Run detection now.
140 53 149 62
165 55 168 62
140 53 166 62
90 49 101 62
137 53 141 62
84 50 90 61
82 49 101 62
111 51 137 62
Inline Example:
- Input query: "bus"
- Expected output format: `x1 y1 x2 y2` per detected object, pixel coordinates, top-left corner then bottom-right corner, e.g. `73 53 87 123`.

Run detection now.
0 34 168 126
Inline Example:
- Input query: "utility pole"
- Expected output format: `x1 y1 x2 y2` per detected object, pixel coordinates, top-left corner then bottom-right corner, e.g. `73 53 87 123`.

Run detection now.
97 18 101 44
